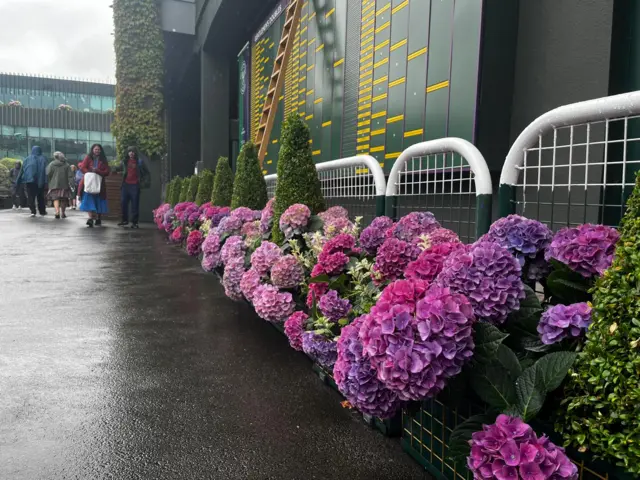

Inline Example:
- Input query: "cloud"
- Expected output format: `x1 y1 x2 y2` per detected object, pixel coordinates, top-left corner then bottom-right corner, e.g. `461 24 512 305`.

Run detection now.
0 0 115 82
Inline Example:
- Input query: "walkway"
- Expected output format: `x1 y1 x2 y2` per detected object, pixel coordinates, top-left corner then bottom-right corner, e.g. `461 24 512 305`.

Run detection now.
0 210 427 479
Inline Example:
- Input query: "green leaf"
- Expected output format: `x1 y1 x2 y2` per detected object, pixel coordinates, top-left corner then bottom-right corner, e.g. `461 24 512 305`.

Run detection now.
512 285 543 322
515 364 544 421
309 274 330 284
533 351 577 393
447 414 497 463
496 344 523 378
473 323 509 364
471 364 517 410
308 215 324 233
546 269 592 304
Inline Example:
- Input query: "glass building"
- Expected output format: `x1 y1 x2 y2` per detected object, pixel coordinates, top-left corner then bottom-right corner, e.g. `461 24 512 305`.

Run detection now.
0 73 116 163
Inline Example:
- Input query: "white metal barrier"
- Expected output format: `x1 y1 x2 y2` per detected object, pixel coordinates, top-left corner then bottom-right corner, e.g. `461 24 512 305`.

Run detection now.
385 138 493 241
500 91 640 229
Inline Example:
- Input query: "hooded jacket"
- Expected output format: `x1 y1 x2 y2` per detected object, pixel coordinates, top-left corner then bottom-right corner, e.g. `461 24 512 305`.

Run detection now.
17 146 48 187
46 156 74 191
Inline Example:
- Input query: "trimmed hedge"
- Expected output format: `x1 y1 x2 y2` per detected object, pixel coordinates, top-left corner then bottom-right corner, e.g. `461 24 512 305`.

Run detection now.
179 177 190 203
561 171 640 474
196 169 215 206
165 180 173 205
272 113 325 243
170 177 183 206
187 175 200 203
211 157 234 207
231 141 268 210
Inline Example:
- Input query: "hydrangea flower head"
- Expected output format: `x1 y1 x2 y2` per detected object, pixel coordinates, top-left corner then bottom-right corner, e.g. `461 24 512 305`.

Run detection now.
373 238 421 284
405 242 465 284
154 204 171 229
318 290 352 322
215 215 243 237
170 226 185 244
271 255 305 289
420 228 461 250
231 206 261 223
251 241 282 276
209 207 231 227
538 302 592 345
437 241 525 324
163 209 175 233
468 415 578 480
317 251 350 276
186 230 204 257
240 268 262 302
201 252 220 272
360 283 475 401
360 216 395 255
306 282 329 308
545 224 619 278
241 220 261 247
279 203 312 239
221 236 246 266
202 233 221 256
319 206 349 221
284 312 308 351
324 216 356 239
253 284 295 323
222 257 245 301
334 315 405 418
388 212 440 243
302 332 338 369
322 233 357 255
260 198 275 235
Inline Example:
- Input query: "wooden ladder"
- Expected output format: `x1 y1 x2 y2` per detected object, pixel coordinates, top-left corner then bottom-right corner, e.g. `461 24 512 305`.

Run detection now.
255 0 304 165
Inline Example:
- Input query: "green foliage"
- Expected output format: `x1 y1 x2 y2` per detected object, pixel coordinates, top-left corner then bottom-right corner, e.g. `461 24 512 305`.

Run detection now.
211 157 234 207
231 142 268 210
170 177 183 206
187 175 200 203
111 0 165 159
165 180 173 205
1 158 21 170
195 169 214 206
560 171 640 474
272 113 325 243
179 177 190 203
0 164 10 198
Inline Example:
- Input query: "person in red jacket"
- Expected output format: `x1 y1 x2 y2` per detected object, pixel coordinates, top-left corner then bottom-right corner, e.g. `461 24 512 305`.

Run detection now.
78 144 110 228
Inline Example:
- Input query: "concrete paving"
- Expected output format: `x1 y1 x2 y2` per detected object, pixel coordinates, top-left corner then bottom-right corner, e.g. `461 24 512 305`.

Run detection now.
0 210 428 480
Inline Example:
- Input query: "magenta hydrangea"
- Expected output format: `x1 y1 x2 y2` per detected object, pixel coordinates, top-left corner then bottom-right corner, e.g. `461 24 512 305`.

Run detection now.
153 204 171 229
388 211 441 243
405 242 466 284
284 311 308 351
322 233 357 255
545 224 620 278
302 332 338 369
437 241 525 324
359 281 476 401
333 315 405 419
240 268 262 302
222 257 245 301
318 290 352 322
186 230 204 257
215 216 243 237
231 206 261 223
260 197 275 235
306 282 329 308
163 209 175 233
373 238 421 284
221 235 246 265
250 241 282 276
360 216 395 255
279 203 312 239
468 415 578 480
538 302 592 345
201 205 231 227
270 255 304 289
170 226 185 244
253 284 295 323
175 202 198 224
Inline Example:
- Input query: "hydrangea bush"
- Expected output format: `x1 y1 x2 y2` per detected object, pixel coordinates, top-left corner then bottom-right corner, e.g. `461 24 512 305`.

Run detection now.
538 303 592 345
253 284 295 323
302 332 338 369
285 311 308 351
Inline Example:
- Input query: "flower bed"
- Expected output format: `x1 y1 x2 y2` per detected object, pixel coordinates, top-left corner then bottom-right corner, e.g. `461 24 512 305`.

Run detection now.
152 185 638 479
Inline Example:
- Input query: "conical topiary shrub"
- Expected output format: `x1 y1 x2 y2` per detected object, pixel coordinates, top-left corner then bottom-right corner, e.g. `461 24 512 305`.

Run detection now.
179 176 190 203
561 171 640 474
211 156 234 207
171 177 183 206
272 113 325 243
165 179 173 205
195 169 214 206
231 141 268 210
187 174 200 202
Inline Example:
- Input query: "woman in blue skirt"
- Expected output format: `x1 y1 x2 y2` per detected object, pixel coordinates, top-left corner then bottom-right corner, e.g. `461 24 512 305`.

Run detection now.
78 144 111 228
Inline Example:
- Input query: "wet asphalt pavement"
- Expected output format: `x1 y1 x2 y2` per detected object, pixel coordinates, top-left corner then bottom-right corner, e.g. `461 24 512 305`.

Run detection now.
0 210 427 480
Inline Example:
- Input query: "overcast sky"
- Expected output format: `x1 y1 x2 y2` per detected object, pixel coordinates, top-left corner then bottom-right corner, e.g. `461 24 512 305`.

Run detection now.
0 0 116 82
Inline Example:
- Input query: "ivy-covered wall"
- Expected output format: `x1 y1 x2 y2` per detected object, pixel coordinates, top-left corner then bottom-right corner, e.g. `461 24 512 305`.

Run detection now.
112 0 166 159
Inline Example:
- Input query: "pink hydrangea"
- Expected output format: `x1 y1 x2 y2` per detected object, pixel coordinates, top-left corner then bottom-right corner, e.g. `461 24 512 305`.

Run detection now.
279 203 312 239
388 212 441 243
231 207 261 223
285 311 308 351
260 197 275 235
319 206 349 221
360 216 395 255
405 242 466 284
170 226 185 244
324 216 356 238
253 284 295 323
322 233 357 255
424 228 461 247
251 241 282 276
221 236 246 265
186 230 204 257
271 255 304 289
318 251 350 276
241 220 261 246
373 238 421 284
240 268 262 302
202 233 221 256
201 252 221 272
306 282 329 308
222 257 245 301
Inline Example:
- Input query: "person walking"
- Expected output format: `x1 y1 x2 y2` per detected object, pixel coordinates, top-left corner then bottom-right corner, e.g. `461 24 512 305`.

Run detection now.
115 146 150 229
16 146 48 217
78 144 110 228
74 163 84 209
46 152 74 219
9 161 23 210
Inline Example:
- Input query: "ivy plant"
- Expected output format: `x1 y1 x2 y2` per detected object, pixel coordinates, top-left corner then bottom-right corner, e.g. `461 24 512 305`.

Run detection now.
211 157 234 207
231 141 268 210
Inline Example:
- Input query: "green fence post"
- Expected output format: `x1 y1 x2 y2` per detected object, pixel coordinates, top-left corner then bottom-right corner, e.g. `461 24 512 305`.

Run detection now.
384 195 397 220
498 183 516 218
375 195 385 218
475 193 492 238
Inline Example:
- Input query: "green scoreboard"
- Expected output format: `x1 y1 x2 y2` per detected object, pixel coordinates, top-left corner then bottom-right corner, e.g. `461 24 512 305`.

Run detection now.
241 0 513 176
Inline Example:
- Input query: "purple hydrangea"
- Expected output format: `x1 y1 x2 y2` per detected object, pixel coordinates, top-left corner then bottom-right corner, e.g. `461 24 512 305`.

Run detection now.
215 216 243 237
201 252 221 272
231 207 261 223
333 315 405 419
360 216 395 255
373 238 421 284
209 207 231 227
302 332 338 369
359 282 475 401
279 203 312 239
202 233 221 256
175 202 199 224
222 257 245 301
318 290 352 322
388 212 440 243
468 415 578 480
250 241 282 276
405 242 466 285
306 282 329 309
253 284 295 323
260 198 275 235
437 241 526 324
186 230 204 257
240 268 262 302
538 302 592 345
545 224 620 278
270 255 305 289
163 209 175 233
284 311 308 351
221 236 246 266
